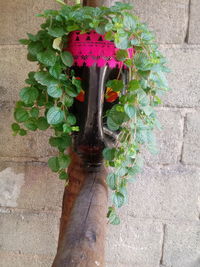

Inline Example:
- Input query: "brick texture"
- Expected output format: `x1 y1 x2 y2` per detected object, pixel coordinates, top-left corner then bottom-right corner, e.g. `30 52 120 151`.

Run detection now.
144 109 183 165
162 223 200 267
161 45 200 107
126 165 200 221
106 218 163 266
182 112 200 165
188 0 200 44
0 212 59 255
0 46 36 103
0 161 64 210
131 0 189 44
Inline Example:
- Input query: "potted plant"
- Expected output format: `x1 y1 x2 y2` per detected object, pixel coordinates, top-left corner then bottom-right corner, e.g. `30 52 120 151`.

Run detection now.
12 0 169 265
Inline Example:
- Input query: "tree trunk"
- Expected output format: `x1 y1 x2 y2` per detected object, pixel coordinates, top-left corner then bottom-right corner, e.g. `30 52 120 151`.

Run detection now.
52 150 108 267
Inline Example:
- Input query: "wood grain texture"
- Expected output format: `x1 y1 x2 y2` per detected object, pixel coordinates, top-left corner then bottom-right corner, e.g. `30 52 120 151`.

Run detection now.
52 151 108 267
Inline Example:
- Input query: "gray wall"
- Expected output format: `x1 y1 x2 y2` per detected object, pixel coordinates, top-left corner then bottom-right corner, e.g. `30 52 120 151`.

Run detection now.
0 0 200 266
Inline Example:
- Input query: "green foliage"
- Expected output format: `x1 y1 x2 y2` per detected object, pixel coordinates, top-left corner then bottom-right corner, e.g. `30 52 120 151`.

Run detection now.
12 1 169 225
61 51 74 67
47 107 65 125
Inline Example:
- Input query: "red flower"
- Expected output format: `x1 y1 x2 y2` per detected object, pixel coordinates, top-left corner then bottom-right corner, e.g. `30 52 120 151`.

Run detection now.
76 90 85 102
105 87 119 103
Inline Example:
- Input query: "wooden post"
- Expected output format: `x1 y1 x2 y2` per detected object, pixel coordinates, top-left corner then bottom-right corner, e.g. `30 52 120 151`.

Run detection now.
52 151 108 267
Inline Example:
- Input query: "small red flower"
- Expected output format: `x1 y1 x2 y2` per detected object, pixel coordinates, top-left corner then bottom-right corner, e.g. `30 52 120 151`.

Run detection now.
105 87 119 103
76 90 85 102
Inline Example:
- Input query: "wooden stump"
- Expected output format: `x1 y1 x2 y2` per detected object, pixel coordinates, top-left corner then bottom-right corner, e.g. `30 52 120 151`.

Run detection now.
52 151 108 267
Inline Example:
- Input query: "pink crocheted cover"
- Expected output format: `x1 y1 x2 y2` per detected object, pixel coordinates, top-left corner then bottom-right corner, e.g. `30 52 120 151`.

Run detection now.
63 31 134 68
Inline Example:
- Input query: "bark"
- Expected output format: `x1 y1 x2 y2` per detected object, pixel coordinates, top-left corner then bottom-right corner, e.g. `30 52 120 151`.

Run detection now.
52 151 108 267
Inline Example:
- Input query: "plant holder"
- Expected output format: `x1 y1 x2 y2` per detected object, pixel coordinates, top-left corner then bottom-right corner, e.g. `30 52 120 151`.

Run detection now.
64 30 134 166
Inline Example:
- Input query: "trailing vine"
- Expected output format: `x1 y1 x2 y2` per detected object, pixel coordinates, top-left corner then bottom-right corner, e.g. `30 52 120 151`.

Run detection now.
12 1 169 224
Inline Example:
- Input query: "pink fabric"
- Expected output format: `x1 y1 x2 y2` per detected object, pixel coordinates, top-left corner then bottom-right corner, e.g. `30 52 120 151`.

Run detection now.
63 31 134 68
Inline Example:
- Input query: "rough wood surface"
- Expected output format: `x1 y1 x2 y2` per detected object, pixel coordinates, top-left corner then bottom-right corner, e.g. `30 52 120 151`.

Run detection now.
52 151 108 267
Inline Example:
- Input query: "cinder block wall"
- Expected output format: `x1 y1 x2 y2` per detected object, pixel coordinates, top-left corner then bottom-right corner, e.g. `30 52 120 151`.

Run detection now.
0 1 199 267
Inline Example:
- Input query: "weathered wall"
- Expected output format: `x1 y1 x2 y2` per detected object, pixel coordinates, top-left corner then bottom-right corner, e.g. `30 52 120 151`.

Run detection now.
0 0 199 266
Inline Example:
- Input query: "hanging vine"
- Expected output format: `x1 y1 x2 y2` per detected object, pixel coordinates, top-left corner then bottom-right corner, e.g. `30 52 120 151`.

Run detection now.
12 1 170 224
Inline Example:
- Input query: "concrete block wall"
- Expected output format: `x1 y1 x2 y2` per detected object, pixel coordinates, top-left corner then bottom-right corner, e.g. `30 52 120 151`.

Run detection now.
0 1 199 266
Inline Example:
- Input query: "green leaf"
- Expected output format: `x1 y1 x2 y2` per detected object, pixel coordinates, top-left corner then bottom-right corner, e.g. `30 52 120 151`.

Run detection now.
134 52 151 71
123 13 136 30
27 33 38 41
49 64 62 79
112 192 125 208
28 42 43 56
14 108 29 123
107 207 120 225
116 49 128 61
66 114 76 125
19 39 30 45
106 79 123 92
58 154 71 169
27 53 37 62
30 107 39 118
116 167 128 176
47 84 62 98
48 26 65 37
137 90 149 106
107 116 119 131
106 173 118 190
61 51 74 67
47 107 64 125
19 87 39 104
37 117 49 130
72 77 82 93
108 105 129 126
114 2 132 10
67 24 79 32
24 119 37 131
141 106 154 116
115 36 129 49
59 171 68 180
103 148 116 161
49 135 71 151
19 129 27 136
37 50 57 66
128 80 140 91
11 123 20 132
48 157 60 172
105 31 113 40
65 86 78 97
110 214 120 225
64 96 74 107
63 123 72 133
150 71 168 89
71 126 79 132
119 186 128 204
34 72 57 86
124 104 136 119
